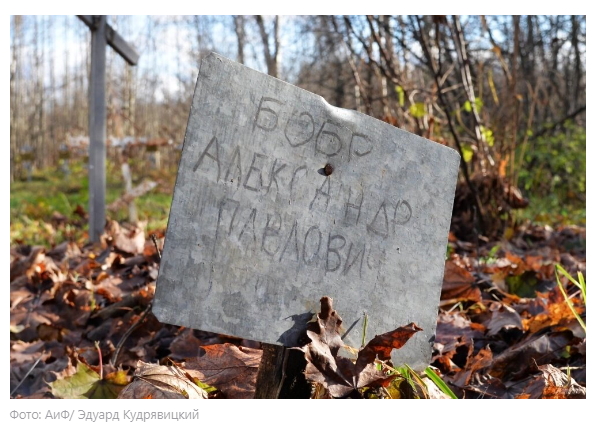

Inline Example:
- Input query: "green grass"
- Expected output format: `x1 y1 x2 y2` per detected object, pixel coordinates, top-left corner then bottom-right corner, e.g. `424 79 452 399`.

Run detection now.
424 366 458 399
555 264 586 333
515 194 586 227
10 159 174 246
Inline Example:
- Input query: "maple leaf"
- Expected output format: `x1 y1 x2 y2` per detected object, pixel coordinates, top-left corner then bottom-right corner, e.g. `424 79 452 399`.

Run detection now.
300 297 422 398
118 361 207 399
50 362 126 399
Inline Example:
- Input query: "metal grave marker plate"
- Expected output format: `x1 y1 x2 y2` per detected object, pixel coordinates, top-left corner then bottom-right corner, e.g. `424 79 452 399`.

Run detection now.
153 53 460 369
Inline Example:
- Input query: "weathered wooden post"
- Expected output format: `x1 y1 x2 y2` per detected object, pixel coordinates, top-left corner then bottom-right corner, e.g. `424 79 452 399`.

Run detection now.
121 160 138 223
152 54 460 398
77 15 139 242
88 15 107 242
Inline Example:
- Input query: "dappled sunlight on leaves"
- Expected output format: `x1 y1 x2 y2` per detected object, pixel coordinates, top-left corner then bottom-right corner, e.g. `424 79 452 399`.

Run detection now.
9 215 585 399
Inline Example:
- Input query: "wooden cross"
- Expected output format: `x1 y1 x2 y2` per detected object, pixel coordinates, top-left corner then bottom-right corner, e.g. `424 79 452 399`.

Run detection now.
77 15 139 242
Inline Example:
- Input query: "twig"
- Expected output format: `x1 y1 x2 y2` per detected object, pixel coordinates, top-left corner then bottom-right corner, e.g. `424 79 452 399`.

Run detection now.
110 235 161 366
95 341 103 379
150 234 162 259
110 303 152 367
360 312 368 349
411 15 486 233
11 353 44 397
91 288 150 321
451 15 495 168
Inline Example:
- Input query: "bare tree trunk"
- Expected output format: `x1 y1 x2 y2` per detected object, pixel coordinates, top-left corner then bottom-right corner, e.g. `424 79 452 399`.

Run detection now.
233 15 246 64
255 15 281 78
570 15 582 111
62 16 71 143
451 15 494 168
509 15 520 184
33 16 46 172
377 16 391 120
273 16 281 79
412 15 486 232
10 16 22 182
48 17 57 168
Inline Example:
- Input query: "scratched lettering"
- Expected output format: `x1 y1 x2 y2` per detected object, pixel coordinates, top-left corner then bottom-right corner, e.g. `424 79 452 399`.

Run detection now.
279 220 299 262
344 186 364 225
261 212 282 257
326 233 346 272
224 146 243 183
264 159 287 196
155 54 459 363
253 97 283 132
193 136 221 180
309 177 332 211
303 226 322 265
243 153 267 192
285 110 315 147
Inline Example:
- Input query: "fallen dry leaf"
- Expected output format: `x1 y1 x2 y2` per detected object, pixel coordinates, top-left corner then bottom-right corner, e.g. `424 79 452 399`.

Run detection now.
489 330 572 380
452 345 493 387
517 364 586 399
11 355 74 398
8 214 586 400
355 322 422 388
482 303 523 336
50 362 126 399
299 297 355 397
185 343 262 399
441 261 482 302
103 221 146 255
118 361 207 399
300 297 422 398
11 340 50 364
169 329 204 360
435 312 486 352
422 377 452 399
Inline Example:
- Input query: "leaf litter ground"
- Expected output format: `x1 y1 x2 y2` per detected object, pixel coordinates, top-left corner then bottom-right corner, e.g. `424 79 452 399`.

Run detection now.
10 213 586 399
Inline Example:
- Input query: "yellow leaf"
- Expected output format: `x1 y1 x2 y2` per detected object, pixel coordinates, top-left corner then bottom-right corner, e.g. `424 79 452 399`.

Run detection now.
410 103 426 118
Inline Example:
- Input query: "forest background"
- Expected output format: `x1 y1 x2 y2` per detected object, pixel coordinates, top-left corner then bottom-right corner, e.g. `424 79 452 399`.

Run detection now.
10 15 586 242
